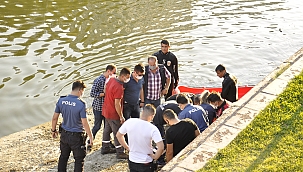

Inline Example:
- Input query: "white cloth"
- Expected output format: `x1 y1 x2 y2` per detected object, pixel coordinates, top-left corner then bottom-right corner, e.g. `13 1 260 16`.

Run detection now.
118 118 162 163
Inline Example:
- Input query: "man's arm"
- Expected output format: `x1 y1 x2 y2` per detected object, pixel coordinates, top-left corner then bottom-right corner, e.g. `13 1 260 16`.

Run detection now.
115 98 125 124
51 112 60 138
116 131 130 151
166 143 174 162
139 87 144 108
90 79 105 98
221 78 231 100
81 118 93 145
149 140 164 160
173 55 179 88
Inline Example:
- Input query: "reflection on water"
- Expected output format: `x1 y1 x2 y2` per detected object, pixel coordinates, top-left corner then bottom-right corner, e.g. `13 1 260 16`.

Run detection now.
0 0 302 137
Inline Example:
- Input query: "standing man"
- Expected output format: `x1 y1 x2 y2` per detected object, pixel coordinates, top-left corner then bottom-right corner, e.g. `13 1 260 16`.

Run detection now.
101 67 130 159
116 104 164 172
143 56 171 108
90 64 116 144
51 80 93 172
123 63 145 120
153 40 179 99
177 93 209 132
163 109 200 162
215 64 238 102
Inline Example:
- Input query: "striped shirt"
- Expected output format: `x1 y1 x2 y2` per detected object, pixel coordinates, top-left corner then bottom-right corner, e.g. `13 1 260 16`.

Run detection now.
90 74 106 111
146 67 170 100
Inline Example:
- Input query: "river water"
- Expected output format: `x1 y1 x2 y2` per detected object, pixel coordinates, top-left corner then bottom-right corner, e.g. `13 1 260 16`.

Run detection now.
0 0 302 137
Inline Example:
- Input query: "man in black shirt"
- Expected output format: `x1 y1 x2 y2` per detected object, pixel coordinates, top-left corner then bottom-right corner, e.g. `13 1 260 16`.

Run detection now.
163 109 200 162
153 40 179 99
215 64 238 102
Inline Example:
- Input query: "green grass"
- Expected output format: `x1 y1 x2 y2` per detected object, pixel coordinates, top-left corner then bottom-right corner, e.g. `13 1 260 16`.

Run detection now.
198 70 303 172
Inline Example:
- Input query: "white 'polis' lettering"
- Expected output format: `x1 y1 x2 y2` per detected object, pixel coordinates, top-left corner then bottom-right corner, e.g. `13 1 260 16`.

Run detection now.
188 107 200 114
62 101 76 106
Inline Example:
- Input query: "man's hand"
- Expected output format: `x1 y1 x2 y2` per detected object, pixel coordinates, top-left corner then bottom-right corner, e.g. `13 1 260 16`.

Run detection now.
120 116 125 124
161 88 168 95
52 131 58 138
139 102 144 108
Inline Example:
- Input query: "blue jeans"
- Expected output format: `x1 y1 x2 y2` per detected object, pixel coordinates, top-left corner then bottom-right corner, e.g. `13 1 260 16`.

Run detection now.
58 130 86 172
91 109 105 138
128 160 154 172
144 98 160 109
123 103 140 120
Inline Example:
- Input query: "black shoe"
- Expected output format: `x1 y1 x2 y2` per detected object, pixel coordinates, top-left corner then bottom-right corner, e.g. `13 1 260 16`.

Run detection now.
101 147 116 155
116 152 128 159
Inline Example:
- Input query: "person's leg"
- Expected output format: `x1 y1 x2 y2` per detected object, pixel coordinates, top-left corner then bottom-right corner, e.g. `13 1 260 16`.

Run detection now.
108 119 128 159
91 109 103 138
123 103 132 120
132 104 140 118
70 133 86 172
101 119 116 154
144 99 152 107
153 99 161 109
58 131 71 172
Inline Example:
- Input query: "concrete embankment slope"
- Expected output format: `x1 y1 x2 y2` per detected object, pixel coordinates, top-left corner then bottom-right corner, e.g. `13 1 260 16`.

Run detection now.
161 47 303 172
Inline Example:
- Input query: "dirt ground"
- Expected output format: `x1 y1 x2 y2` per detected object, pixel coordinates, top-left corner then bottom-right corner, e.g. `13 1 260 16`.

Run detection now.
0 109 129 172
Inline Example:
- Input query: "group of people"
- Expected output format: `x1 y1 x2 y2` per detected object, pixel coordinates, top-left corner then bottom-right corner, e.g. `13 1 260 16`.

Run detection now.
51 40 238 172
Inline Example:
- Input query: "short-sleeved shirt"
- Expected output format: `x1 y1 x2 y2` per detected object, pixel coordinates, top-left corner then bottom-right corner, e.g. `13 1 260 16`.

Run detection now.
90 74 106 111
119 118 163 163
102 78 124 120
146 67 170 100
124 74 144 105
178 104 208 132
166 119 198 156
54 95 86 132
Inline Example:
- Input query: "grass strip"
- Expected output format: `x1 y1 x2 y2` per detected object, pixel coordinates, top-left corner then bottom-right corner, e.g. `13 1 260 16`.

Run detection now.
198 70 303 172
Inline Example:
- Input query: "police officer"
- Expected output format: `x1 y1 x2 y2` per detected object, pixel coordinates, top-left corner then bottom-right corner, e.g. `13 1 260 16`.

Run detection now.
51 80 93 172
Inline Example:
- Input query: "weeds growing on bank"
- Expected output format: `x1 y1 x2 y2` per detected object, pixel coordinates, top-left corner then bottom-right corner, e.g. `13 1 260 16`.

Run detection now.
198 70 303 172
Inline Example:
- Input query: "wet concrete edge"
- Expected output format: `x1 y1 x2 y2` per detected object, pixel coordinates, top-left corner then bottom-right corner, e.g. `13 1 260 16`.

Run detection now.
160 47 303 172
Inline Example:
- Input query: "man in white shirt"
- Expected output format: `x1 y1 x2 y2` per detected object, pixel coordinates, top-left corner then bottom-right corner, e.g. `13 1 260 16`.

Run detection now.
116 104 164 172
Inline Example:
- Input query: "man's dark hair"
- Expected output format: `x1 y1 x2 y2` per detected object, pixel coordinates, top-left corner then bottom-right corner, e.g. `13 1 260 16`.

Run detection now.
215 64 226 72
72 80 86 91
106 64 116 71
161 40 170 46
119 67 131 76
193 94 202 105
143 104 156 116
206 92 222 103
134 63 144 74
176 93 190 104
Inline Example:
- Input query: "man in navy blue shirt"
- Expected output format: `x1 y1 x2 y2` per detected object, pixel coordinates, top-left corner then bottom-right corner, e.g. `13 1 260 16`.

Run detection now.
123 63 145 120
177 93 209 132
51 80 93 172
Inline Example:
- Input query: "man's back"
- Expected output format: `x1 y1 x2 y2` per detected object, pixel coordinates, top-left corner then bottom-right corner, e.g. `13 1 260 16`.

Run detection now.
119 118 162 163
178 104 208 132
222 73 238 102
166 119 198 156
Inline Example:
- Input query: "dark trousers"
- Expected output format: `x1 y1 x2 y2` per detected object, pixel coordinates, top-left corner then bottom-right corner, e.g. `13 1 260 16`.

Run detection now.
128 160 154 172
123 103 140 120
145 98 160 109
91 109 105 138
58 130 86 172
